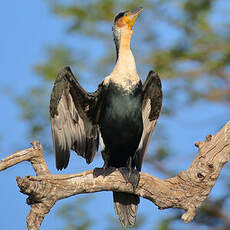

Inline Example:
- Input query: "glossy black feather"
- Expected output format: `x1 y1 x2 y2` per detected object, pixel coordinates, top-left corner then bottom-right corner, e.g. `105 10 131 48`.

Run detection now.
50 66 102 170
99 81 143 168
98 80 143 227
113 192 140 227
114 11 128 22
135 71 162 171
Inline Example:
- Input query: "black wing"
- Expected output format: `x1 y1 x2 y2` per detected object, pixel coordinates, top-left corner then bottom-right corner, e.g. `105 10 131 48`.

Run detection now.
135 71 162 171
49 66 102 170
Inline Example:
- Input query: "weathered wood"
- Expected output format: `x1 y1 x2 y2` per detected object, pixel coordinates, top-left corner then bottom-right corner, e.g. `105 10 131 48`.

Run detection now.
1 122 230 230
0 141 49 175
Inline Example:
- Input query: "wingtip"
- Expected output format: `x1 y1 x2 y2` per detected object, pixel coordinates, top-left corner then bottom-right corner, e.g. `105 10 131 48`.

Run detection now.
55 147 70 171
56 159 69 171
149 70 155 75
148 70 160 78
147 71 161 88
63 66 71 72
57 66 72 77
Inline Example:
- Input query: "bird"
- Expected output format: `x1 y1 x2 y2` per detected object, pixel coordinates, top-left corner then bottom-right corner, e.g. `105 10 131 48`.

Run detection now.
49 7 162 227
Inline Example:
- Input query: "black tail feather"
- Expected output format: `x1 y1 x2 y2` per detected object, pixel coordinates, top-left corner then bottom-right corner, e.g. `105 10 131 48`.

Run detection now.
113 192 140 227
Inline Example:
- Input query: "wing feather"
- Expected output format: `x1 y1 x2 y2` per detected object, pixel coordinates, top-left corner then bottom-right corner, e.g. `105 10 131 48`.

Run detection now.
50 66 102 170
135 71 162 171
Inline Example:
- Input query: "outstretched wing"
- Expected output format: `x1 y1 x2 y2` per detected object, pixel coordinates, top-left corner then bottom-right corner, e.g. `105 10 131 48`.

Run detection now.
50 66 102 170
135 71 162 171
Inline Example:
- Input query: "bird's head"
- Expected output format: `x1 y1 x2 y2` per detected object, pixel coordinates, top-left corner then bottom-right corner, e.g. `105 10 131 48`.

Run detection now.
113 7 143 32
112 7 143 54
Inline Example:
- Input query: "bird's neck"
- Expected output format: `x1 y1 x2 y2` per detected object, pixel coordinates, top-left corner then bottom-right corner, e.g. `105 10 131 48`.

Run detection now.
114 29 137 74
118 29 133 52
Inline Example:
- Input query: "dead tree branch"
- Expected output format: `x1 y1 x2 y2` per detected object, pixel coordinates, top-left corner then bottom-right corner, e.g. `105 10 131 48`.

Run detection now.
1 122 230 230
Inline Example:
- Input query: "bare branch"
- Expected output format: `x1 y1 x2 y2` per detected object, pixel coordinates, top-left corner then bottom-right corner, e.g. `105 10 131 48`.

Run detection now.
1 122 230 230
0 140 50 230
0 140 49 175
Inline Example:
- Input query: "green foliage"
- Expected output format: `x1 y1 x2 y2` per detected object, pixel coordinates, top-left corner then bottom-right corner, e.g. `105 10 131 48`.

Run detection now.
16 85 49 139
157 219 171 230
34 46 77 81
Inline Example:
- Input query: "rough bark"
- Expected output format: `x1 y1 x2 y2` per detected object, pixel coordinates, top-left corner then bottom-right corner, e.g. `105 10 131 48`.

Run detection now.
1 122 230 230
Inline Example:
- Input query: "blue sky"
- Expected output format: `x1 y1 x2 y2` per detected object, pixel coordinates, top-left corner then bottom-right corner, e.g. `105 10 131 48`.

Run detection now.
1 1 230 230
0 1 64 229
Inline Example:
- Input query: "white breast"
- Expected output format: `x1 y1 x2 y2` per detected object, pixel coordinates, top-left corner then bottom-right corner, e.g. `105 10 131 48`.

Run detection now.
103 49 140 92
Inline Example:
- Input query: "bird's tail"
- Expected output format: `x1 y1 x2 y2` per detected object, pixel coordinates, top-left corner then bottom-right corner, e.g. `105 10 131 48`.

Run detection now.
113 192 140 227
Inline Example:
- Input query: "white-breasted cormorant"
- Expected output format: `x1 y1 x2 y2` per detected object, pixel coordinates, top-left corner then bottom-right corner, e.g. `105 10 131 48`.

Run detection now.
50 7 162 227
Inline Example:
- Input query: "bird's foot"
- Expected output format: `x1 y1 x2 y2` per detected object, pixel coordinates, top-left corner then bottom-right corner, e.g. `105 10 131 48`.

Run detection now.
118 167 140 191
104 166 116 176
93 166 116 178
93 167 104 177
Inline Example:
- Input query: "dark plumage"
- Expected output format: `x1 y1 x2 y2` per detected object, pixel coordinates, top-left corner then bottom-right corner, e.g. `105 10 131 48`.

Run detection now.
49 8 162 227
99 81 143 168
50 67 102 169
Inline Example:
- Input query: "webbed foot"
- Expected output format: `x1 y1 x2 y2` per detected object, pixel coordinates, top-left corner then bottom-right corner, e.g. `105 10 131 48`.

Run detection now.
118 167 140 191
93 166 116 178
93 167 104 178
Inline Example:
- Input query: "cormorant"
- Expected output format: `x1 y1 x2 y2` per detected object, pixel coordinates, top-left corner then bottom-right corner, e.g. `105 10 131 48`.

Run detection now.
50 7 162 227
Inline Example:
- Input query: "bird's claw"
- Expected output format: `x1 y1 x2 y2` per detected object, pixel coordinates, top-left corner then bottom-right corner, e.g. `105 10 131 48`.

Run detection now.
118 167 140 191
93 166 116 178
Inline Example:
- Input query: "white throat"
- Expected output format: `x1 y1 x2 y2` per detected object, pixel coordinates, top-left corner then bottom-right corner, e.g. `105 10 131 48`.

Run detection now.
103 28 140 90
113 48 137 75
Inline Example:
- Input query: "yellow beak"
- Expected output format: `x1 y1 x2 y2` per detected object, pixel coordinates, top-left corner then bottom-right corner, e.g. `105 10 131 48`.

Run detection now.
127 7 144 29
